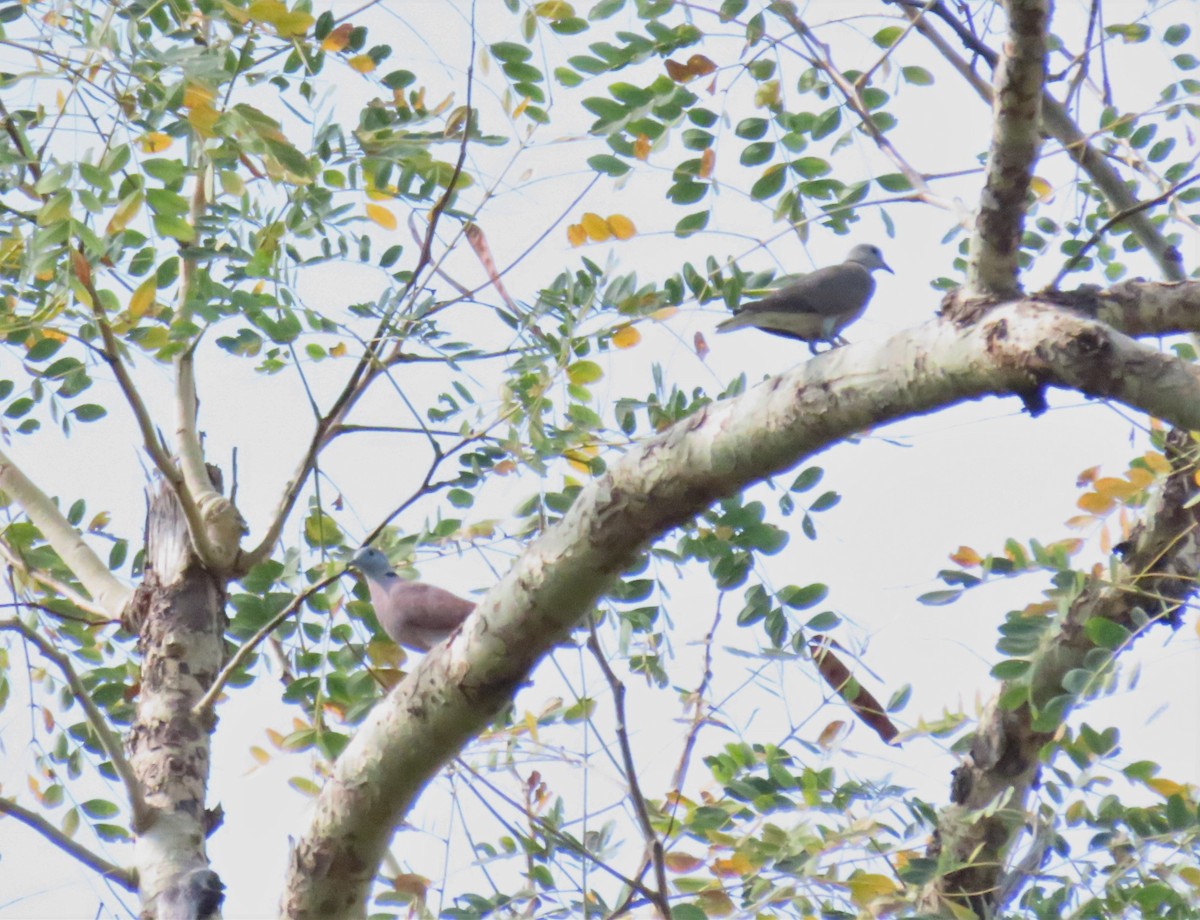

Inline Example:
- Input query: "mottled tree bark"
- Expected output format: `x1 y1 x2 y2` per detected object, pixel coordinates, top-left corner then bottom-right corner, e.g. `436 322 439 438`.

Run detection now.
123 476 228 919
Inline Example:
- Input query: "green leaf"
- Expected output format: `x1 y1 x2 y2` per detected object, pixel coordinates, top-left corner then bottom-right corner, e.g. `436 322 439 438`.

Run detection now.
1084 617 1131 649
81 798 120 819
873 25 904 47
917 589 962 606
901 65 933 85
587 154 630 176
72 404 107 422
991 659 1031 680
750 164 786 200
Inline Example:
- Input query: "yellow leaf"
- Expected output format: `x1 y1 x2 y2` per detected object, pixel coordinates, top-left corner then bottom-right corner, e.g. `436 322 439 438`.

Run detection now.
633 134 650 160
512 97 530 119
1143 451 1171 475
949 545 981 567
348 54 376 73
523 709 539 743
321 23 354 52
247 0 312 36
711 852 753 877
1076 464 1100 486
289 776 321 797
847 872 899 906
563 447 597 475
139 132 172 153
1146 777 1188 798
663 852 705 873
1180 866 1200 890
1029 176 1054 201
184 83 214 108
129 275 157 320
88 511 110 531
606 214 636 240
580 212 610 242
612 325 640 349
106 190 143 236
56 89 65 112
1093 476 1137 500
1076 491 1114 515
187 102 220 138
365 185 396 201
699 147 715 179
1126 467 1154 490
266 728 285 748
365 203 397 230
566 223 587 247
650 306 678 321
249 745 270 765
329 342 347 357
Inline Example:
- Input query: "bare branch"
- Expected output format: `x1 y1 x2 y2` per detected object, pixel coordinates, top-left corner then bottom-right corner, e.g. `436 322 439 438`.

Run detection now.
0 796 136 891
966 0 1050 295
0 618 150 828
0 448 131 618
586 623 670 919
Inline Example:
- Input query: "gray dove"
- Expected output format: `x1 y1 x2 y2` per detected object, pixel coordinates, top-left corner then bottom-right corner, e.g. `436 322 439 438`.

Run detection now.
350 547 474 652
716 244 893 353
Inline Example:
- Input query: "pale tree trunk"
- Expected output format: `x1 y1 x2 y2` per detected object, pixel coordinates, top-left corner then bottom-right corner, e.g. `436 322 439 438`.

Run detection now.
123 476 228 919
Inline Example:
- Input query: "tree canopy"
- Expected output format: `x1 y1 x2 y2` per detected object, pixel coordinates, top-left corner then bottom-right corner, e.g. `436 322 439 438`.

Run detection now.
1 0 1199 917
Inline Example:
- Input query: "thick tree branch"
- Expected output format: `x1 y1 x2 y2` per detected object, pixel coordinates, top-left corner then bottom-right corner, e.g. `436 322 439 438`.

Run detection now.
0 618 149 827
922 426 1200 915
966 0 1049 295
0 448 132 618
0 796 136 891
281 281 1200 918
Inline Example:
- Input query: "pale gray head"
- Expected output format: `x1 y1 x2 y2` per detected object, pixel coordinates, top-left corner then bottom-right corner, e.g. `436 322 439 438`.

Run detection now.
845 243 893 274
350 546 392 579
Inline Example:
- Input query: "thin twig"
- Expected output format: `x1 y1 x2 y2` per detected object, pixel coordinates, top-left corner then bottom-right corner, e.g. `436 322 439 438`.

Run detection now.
610 601 721 919
1051 171 1200 287
0 797 136 890
193 570 344 717
586 620 671 919
0 618 150 829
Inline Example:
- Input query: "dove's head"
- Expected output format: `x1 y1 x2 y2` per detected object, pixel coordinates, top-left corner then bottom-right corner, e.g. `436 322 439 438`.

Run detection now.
846 244 893 274
350 546 391 578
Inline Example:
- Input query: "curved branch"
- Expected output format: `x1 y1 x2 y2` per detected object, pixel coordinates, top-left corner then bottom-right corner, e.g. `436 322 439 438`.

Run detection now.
0 449 131 618
0 796 136 891
0 618 149 828
281 282 1200 917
